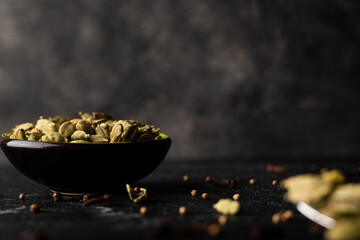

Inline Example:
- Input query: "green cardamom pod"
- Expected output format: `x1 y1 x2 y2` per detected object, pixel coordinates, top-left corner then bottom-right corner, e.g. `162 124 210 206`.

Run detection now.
13 123 34 132
109 123 123 142
93 112 113 120
59 121 76 138
27 132 44 141
71 130 90 141
137 133 155 142
78 112 93 122
76 120 95 134
14 128 26 140
89 135 108 143
95 126 110 140
49 116 71 125
40 132 67 143
35 117 58 134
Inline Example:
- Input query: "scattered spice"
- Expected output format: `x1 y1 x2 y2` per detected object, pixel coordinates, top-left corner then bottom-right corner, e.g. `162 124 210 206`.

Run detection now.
202 193 208 199
140 206 147 215
20 231 46 240
179 222 222 237
218 215 228 226
82 194 94 202
183 175 189 182
267 163 286 173
52 192 75 202
272 210 293 224
216 179 237 188
83 194 114 207
126 184 148 203
191 190 197 197
228 179 237 188
207 223 221 237
272 180 278 186
249 179 255 185
233 193 240 201
216 181 229 187
271 213 281 225
29 204 40 213
179 206 187 215
213 199 241 215
205 176 211 183
19 193 25 200
280 210 293 222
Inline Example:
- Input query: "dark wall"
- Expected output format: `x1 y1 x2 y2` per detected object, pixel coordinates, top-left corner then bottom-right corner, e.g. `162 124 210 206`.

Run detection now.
1 0 360 161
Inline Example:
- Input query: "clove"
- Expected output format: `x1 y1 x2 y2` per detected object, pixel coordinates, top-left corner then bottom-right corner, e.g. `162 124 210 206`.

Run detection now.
52 192 75 202
82 194 114 207
266 163 286 173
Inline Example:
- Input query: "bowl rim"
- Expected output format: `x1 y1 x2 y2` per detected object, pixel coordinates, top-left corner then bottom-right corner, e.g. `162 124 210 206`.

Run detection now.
0 132 171 149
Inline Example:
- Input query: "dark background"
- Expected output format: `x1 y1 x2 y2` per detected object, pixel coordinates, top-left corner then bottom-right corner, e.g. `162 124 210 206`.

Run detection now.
0 0 360 162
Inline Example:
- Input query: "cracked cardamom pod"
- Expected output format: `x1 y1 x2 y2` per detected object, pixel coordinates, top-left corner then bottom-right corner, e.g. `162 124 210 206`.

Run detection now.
27 132 44 141
126 184 148 203
109 123 123 143
120 122 137 142
59 121 77 138
71 130 90 141
76 120 95 135
95 126 109 140
14 128 26 140
35 118 58 134
13 123 34 132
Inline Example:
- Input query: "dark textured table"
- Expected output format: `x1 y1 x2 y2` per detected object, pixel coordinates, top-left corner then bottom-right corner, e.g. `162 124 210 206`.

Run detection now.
0 157 359 240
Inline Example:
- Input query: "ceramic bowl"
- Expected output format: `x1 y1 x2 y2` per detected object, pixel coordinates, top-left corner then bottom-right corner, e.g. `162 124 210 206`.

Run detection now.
0 134 171 193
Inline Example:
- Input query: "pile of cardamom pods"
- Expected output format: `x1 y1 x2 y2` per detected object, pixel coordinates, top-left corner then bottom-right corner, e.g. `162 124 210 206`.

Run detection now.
3 112 163 143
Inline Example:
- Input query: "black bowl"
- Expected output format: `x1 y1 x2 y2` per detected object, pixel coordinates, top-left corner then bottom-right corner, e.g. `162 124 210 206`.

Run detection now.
0 135 171 193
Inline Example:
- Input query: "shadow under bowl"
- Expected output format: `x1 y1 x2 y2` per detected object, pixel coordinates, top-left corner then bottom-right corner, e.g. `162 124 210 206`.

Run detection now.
0 135 171 193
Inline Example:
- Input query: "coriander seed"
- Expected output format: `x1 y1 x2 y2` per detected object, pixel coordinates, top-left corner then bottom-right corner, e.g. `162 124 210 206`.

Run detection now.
139 206 147 215
218 215 228 226
179 206 187 215
249 179 255 185
207 223 221 237
30 204 40 213
183 175 189 182
272 213 281 225
201 193 208 199
272 180 278 186
190 190 197 197
233 193 240 201
19 193 25 200
205 176 211 183
280 210 293 222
